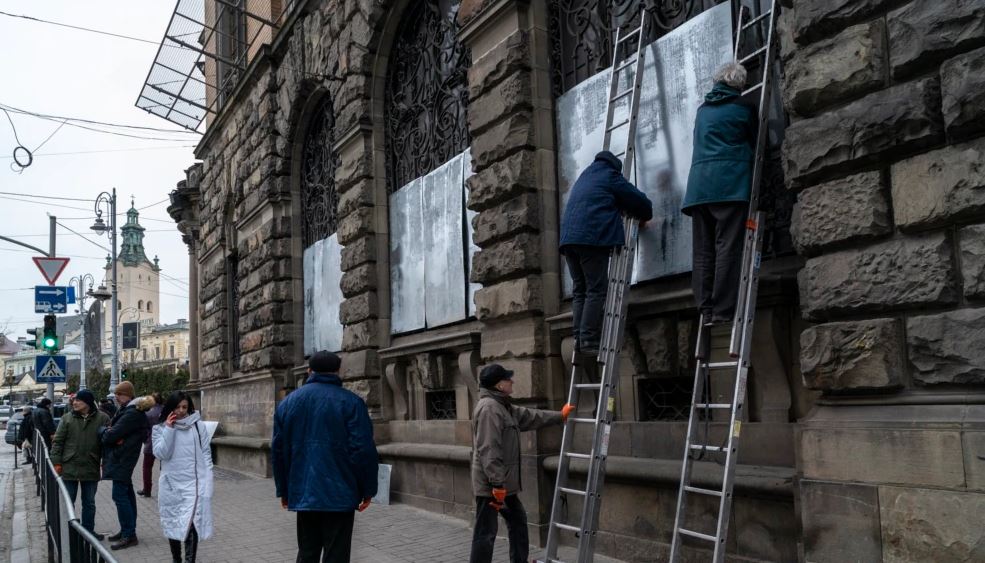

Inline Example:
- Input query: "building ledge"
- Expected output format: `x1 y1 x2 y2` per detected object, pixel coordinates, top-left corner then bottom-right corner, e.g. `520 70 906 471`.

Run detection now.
543 455 795 498
377 442 472 464
211 436 270 450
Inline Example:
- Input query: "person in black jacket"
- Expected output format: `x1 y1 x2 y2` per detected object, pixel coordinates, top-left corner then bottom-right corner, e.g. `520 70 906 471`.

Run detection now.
32 398 57 449
560 151 653 356
17 405 34 463
99 381 150 551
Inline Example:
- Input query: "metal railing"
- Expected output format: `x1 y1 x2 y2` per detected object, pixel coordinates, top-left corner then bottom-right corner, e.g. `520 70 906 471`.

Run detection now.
29 429 119 563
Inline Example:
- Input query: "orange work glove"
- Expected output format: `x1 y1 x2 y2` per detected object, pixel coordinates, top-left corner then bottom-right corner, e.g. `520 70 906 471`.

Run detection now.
54 464 63 476
358 498 371 512
561 403 575 422
280 498 288 510
489 486 507 511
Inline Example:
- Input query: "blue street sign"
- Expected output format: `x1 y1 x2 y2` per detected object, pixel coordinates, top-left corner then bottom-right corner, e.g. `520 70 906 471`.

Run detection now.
34 285 68 314
67 286 76 304
36 355 67 383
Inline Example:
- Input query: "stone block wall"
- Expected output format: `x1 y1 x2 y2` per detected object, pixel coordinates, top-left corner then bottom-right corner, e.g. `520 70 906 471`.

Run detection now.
781 0 985 559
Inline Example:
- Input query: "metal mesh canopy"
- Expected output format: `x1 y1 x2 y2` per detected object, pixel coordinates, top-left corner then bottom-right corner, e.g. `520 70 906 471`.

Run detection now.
136 0 294 131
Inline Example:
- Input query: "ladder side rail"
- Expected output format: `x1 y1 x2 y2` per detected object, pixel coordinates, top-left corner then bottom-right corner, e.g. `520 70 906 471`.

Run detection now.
729 1 777 356
669 330 714 563
579 226 638 563
711 364 750 563
601 26 628 153
621 17 648 182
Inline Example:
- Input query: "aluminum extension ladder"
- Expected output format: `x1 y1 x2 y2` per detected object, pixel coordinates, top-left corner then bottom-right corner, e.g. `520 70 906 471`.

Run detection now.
668 2 779 562
540 9 649 563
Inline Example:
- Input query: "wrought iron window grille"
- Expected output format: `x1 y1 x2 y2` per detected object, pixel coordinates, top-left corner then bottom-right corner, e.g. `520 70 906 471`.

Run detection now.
384 0 471 194
426 389 458 420
638 375 708 422
300 97 339 248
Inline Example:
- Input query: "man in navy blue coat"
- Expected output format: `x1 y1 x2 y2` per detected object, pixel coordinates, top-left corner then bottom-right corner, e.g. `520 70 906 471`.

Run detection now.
560 151 653 356
272 351 379 563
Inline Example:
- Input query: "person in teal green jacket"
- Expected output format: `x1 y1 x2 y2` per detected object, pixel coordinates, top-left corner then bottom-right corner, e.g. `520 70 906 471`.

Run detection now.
682 61 758 324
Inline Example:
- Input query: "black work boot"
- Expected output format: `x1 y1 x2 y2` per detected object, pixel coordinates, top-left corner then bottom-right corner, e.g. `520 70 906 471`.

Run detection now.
110 536 139 550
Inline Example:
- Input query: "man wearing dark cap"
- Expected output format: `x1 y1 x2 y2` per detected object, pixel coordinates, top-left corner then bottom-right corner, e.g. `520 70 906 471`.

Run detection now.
51 389 111 538
100 380 150 550
470 364 575 563
560 150 653 357
32 397 57 449
272 350 379 563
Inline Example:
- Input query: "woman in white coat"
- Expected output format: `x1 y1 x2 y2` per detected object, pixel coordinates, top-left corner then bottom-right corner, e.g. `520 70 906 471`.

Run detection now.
152 392 214 563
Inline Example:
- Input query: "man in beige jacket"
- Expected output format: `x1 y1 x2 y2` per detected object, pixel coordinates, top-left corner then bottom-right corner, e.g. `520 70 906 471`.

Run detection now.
470 364 574 563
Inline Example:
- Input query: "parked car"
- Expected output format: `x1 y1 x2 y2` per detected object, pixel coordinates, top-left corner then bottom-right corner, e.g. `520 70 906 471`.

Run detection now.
0 405 12 428
51 403 68 427
4 411 25 445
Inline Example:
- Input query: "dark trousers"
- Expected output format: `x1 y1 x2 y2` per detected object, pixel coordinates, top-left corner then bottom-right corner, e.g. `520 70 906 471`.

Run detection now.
690 202 748 320
565 245 611 353
296 510 355 563
64 480 98 533
169 524 198 563
469 495 529 563
141 451 155 493
111 480 138 538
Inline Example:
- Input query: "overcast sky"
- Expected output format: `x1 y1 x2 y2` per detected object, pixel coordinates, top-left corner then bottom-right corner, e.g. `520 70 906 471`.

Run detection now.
0 1 198 335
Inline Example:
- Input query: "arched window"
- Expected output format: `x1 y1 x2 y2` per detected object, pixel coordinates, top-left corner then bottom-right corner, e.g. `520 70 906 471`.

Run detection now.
384 0 471 193
300 97 338 247
147 301 153 313
138 300 144 311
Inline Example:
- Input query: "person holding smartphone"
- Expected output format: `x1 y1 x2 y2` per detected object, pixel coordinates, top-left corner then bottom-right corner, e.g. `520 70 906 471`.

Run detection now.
152 391 214 563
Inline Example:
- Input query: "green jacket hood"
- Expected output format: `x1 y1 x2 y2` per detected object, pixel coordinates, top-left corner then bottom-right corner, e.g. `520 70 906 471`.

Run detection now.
705 82 740 104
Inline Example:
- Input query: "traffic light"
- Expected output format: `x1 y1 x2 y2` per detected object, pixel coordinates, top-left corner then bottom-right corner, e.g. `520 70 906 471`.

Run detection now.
42 314 58 353
25 327 41 349
121 368 128 381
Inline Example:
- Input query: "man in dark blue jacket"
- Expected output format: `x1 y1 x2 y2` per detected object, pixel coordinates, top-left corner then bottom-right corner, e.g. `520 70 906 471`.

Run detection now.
560 150 653 356
682 62 758 324
272 351 379 563
99 381 149 550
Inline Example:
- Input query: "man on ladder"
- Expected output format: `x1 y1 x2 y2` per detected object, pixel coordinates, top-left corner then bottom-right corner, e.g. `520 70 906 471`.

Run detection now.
560 150 653 359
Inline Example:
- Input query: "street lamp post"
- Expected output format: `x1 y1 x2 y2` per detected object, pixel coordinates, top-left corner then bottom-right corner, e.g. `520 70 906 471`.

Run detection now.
91 189 119 392
70 273 98 390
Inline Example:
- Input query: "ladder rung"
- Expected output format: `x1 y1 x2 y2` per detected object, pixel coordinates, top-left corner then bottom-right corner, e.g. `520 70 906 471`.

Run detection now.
565 452 591 460
684 485 723 497
695 403 731 409
616 26 642 44
554 522 581 533
610 88 635 103
702 361 739 370
742 82 764 96
739 45 768 64
614 58 637 73
572 417 596 424
677 528 717 543
559 486 587 496
689 444 725 452
606 118 630 132
741 10 772 30
575 383 602 389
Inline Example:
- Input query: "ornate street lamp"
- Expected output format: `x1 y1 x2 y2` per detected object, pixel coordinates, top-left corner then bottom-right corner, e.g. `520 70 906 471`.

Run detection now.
91 189 119 391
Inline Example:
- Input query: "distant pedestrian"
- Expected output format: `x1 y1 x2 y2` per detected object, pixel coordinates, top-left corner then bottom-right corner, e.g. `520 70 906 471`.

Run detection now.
272 351 379 563
138 392 163 497
682 61 758 325
560 150 653 358
153 392 214 563
32 398 57 449
100 396 118 418
16 405 34 463
50 390 111 539
470 364 574 563
100 382 151 550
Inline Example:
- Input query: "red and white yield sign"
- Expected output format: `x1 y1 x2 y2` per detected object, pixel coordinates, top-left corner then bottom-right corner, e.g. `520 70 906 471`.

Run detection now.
33 257 70 285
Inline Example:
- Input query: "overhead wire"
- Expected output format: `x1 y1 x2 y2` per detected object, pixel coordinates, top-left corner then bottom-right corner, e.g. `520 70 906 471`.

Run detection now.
0 190 97 203
55 221 111 254
0 10 163 46
0 145 196 159
0 102 200 136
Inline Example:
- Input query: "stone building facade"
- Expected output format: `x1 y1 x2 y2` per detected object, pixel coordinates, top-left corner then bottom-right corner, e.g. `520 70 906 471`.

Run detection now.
160 0 985 561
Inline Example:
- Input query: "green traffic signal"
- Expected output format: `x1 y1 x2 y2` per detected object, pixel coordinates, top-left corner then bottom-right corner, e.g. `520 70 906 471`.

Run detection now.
42 314 58 353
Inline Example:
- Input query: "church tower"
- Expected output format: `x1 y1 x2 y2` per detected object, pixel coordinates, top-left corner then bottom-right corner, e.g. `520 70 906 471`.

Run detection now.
103 199 161 349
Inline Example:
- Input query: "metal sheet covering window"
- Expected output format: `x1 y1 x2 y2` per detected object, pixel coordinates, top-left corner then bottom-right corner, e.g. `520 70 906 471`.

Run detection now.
301 96 343 354
555 2 734 291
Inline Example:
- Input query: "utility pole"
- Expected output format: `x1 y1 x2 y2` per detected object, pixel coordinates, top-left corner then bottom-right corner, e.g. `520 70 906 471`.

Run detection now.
47 216 55 402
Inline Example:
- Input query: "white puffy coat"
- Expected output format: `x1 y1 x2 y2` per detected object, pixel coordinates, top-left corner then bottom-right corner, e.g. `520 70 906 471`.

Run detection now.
152 412 214 541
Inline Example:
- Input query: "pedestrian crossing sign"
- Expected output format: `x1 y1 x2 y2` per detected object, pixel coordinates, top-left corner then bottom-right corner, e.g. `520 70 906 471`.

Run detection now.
35 355 67 383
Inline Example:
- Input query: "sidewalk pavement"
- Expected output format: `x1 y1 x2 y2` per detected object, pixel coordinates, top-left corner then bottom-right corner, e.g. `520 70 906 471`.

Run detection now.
1 445 47 563
25 450 624 563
